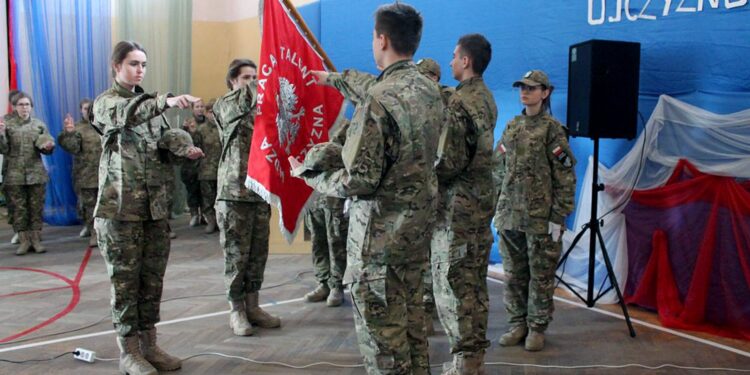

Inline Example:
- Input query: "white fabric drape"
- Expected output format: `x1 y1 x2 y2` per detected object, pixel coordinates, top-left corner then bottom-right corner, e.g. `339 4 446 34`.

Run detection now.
558 94 750 303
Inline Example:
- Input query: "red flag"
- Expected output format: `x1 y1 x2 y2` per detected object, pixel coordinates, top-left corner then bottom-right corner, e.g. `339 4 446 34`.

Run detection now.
247 0 344 242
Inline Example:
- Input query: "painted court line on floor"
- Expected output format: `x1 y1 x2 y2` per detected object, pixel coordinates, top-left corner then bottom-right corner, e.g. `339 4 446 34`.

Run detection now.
0 297 305 354
486 276 750 359
1 277 747 361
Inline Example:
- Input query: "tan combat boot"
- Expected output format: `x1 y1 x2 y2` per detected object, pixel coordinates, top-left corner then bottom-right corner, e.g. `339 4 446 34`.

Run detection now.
15 232 31 256
525 330 545 351
326 287 344 307
442 352 486 375
139 328 182 371
304 284 330 302
29 231 46 253
117 335 157 375
169 231 177 239
246 292 281 328
89 228 98 247
229 300 253 336
203 213 217 234
498 325 528 346
11 232 19 244
189 207 200 227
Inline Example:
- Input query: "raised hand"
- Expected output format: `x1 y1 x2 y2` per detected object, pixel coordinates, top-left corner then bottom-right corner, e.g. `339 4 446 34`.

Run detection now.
310 70 331 86
186 146 204 160
167 95 202 109
0 118 5 134
63 114 75 133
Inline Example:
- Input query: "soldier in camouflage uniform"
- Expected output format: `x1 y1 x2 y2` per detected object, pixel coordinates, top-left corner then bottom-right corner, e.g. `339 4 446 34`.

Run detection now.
431 34 498 374
192 103 221 234
93 41 205 375
303 193 348 307
181 104 203 227
3 91 21 245
59 99 101 247
415 57 454 337
213 58 280 337
494 70 576 352
297 4 443 374
0 92 55 255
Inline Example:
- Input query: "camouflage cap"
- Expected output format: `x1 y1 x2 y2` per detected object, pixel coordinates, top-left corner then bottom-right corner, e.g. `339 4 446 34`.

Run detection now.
416 58 441 80
512 70 550 88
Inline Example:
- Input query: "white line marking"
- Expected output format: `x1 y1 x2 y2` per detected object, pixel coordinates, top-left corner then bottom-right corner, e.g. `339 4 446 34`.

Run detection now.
0 298 305 354
486 277 750 359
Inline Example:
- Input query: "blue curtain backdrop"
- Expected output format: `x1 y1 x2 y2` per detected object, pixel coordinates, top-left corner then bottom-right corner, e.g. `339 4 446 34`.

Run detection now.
316 0 750 262
12 0 112 225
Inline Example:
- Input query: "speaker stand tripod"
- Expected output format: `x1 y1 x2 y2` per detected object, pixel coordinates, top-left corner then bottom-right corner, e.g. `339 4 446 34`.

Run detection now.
556 137 636 337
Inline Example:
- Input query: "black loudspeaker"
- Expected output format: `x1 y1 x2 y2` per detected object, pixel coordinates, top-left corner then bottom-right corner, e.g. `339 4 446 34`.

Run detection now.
567 39 641 139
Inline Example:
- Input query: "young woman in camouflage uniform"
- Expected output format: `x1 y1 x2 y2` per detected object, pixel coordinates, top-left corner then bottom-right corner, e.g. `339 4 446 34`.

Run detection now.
494 70 576 352
92 41 204 375
0 92 55 255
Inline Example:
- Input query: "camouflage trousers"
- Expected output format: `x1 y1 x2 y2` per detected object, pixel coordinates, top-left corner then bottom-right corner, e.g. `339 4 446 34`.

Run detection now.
216 200 271 301
182 171 201 209
5 183 46 232
499 230 562 332
199 180 217 217
431 225 491 354
95 218 170 337
422 259 435 316
305 204 348 289
350 261 430 374
77 188 98 232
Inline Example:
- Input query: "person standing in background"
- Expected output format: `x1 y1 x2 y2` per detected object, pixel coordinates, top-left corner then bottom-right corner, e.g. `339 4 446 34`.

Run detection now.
59 98 102 247
192 101 221 234
213 58 280 337
494 70 576 352
181 104 204 227
0 92 55 255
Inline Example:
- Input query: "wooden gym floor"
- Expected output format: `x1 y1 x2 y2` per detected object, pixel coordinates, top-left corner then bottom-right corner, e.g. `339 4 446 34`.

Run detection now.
0 214 749 374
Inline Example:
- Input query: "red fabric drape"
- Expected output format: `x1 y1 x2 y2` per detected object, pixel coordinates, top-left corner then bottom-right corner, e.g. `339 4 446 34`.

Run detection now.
624 160 750 340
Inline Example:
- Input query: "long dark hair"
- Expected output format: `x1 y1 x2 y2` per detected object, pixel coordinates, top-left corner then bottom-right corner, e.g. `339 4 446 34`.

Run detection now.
111 41 147 78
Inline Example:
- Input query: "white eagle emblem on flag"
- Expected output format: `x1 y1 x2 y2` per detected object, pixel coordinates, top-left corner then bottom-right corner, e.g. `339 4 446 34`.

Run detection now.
275 77 304 154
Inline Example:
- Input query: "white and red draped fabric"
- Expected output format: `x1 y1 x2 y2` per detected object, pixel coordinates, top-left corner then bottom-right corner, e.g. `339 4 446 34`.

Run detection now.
247 0 344 242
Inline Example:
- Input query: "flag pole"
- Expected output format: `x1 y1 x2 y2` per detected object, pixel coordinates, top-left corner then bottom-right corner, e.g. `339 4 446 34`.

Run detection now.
279 0 337 72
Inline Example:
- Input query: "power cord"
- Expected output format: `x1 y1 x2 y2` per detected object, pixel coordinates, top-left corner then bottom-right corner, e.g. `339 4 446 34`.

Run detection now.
0 351 73 364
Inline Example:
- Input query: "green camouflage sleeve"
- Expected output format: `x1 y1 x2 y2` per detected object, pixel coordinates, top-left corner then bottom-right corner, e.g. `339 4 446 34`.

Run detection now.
159 128 195 158
493 129 509 197
93 92 170 137
326 70 376 106
435 97 474 180
57 131 83 155
547 123 577 224
34 122 55 155
301 96 386 198
0 132 8 154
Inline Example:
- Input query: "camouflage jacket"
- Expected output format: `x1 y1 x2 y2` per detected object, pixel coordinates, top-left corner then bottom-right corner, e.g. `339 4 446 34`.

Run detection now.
326 69 376 106
435 77 498 235
213 82 264 203
58 119 102 189
301 60 444 269
193 118 221 181
92 81 196 221
494 111 576 234
180 126 200 182
0 116 55 185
